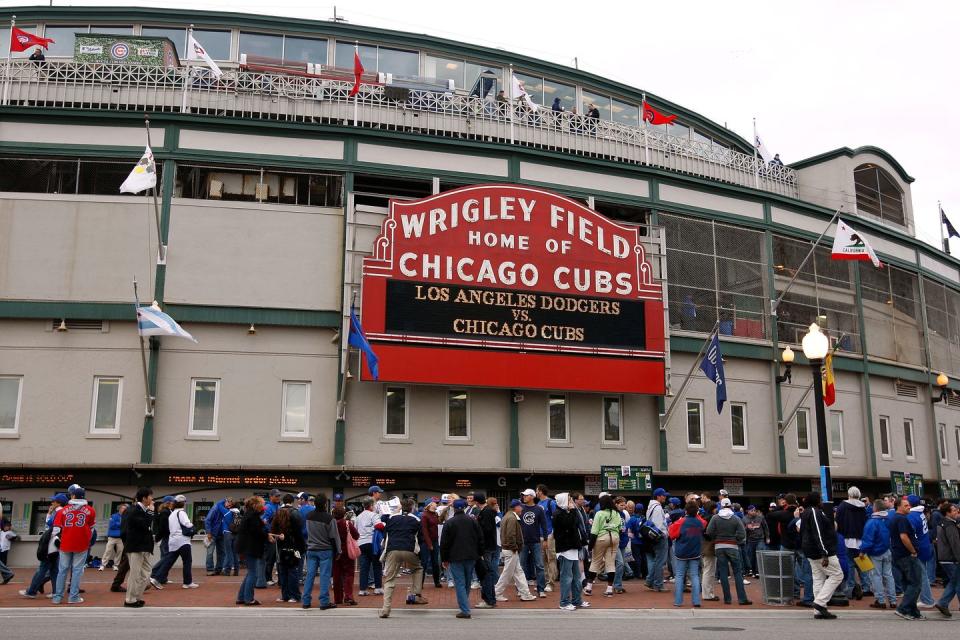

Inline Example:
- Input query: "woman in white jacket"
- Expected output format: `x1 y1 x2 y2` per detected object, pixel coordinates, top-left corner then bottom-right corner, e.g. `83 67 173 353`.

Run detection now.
167 495 200 589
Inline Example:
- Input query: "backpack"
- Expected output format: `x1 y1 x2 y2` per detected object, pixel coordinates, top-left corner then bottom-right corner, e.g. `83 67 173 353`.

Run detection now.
36 528 52 561
228 511 243 535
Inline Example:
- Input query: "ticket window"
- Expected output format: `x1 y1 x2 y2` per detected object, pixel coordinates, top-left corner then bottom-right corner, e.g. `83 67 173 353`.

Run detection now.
30 501 52 535
192 501 214 535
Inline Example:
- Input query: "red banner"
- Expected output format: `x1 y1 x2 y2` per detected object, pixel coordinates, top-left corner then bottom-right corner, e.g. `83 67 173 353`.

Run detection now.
359 185 666 394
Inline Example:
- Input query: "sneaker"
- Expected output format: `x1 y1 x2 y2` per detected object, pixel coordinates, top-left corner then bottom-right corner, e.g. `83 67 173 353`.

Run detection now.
742 579 751 585
667 577 675 583
45 594 54 599
520 594 538 601
869 601 886 609
1 574 14 585
447 581 455 588
266 580 277 587
583 584 593 596
577 601 591 608
559 604 576 611
496 595 508 602
288 598 299 603
19 590 36 599
149 578 163 590
410 595 429 605
358 590 368 596
470 581 481 590
67 598 84 604
604 586 614 597
912 614 928 621
378 609 390 618
276 597 287 602
98 566 104 572
373 588 383 595
918 602 936 609
113 566 119 572
935 604 952 617
543 585 553 592
614 587 625 594
455 612 471 619
538 591 546 598
182 583 200 589
475 601 494 609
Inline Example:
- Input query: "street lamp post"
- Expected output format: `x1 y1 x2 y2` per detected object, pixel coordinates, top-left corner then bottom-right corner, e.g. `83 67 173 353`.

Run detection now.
802 323 831 501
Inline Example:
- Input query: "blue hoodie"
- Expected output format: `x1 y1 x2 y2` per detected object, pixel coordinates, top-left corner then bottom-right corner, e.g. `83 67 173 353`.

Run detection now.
860 510 890 556
538 497 557 536
204 499 229 537
107 512 123 538
907 507 933 562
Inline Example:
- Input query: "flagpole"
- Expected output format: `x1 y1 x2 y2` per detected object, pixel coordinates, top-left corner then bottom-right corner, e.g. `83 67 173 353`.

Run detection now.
2 16 15 107
352 41 359 127
180 25 193 115
336 291 359 421
143 114 165 264
507 64 515 145
641 92 649 165
133 277 155 417
752 117 759 189
659 320 720 430
770 204 843 316
941 201 949 255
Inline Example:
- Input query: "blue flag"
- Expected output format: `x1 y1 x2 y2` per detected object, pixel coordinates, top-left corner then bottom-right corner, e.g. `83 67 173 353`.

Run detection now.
943 207 960 239
699 333 726 413
348 307 379 380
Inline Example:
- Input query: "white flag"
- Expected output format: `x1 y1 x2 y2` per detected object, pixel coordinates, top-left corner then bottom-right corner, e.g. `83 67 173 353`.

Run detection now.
754 133 772 163
119 146 157 194
137 305 197 342
511 74 538 111
188 34 222 78
831 219 882 268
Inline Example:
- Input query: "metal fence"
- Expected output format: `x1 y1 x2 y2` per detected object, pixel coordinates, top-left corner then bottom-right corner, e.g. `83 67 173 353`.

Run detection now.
1 60 798 197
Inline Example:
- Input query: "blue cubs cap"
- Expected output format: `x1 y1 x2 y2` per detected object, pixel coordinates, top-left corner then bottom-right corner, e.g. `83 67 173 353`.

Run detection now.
668 497 681 506
49 493 68 504
907 494 921 507
453 499 468 510
368 485 383 494
161 495 175 503
653 488 669 498
333 493 344 501
509 499 522 508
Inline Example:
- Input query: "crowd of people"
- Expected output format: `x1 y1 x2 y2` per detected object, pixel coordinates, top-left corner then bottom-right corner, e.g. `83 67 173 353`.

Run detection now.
2 482 959 620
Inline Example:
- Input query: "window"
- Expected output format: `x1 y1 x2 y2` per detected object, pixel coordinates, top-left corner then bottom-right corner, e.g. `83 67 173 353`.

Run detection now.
548 395 568 442
239 31 283 60
730 403 747 450
89 376 122 434
939 423 949 464
30 501 52 535
446 390 469 440
174 164 342 207
189 378 220 435
43 25 87 57
89 25 133 35
514 72 544 105
854 164 905 226
956 427 960 462
0 157 167 196
879 415 892 458
189 29 231 61
283 36 327 64
542 78 576 112
581 89 612 120
904 418 915 460
796 408 810 454
602 396 622 444
335 42 418 77
281 381 310 438
0 376 23 434
611 98 640 127
830 411 844 455
141 26 187 56
384 387 408 438
686 400 704 448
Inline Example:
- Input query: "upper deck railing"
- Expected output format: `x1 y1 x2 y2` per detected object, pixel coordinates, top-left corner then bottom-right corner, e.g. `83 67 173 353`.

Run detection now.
0 60 798 198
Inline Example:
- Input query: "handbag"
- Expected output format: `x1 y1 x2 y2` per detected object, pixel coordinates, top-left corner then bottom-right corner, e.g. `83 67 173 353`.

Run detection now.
345 523 361 560
177 511 196 538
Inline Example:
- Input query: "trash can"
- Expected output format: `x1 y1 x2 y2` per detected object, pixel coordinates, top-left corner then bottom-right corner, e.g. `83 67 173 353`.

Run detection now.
756 550 794 605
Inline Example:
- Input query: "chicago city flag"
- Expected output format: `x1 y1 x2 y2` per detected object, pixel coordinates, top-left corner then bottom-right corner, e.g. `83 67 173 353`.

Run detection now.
137 305 197 342
831 219 882 268
119 146 157 194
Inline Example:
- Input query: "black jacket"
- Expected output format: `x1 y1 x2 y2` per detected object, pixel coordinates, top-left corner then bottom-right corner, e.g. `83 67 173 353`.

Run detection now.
153 506 171 542
800 506 838 560
477 506 499 551
236 510 268 558
769 505 800 550
439 511 483 563
553 509 583 553
123 503 155 553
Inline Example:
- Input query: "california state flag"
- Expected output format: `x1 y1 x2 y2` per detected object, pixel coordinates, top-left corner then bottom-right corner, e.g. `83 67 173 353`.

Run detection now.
822 351 836 406
831 219 882 268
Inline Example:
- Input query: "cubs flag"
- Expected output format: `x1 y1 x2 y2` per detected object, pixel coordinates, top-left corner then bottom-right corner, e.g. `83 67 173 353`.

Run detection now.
754 132 772 163
642 101 677 126
137 305 197 342
119 146 157 194
348 48 364 97
188 34 222 78
822 351 836 406
699 332 727 413
831 219 882 268
348 307 379 380
942 207 960 239
511 74 538 111
10 27 54 52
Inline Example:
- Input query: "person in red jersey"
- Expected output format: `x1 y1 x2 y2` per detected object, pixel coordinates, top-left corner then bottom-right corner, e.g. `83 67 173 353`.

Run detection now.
52 486 96 604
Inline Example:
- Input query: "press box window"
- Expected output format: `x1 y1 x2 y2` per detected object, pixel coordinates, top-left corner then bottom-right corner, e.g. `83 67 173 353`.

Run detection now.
89 376 122 434
548 395 569 443
175 164 342 207
0 376 23 434
281 381 310 437
796 408 810 454
189 378 220 436
879 415 892 458
602 396 622 444
686 400 704 448
384 387 408 438
830 411 844 455
730 403 747 450
446 390 469 440
904 418 915 460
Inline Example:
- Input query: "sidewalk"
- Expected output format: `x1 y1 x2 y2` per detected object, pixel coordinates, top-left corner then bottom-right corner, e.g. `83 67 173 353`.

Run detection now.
1 567 944 611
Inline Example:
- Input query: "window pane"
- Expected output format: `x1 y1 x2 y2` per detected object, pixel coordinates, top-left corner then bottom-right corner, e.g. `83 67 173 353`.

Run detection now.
283 36 327 64
549 395 567 441
336 41 376 70
880 417 890 456
283 383 308 434
424 54 461 86
44 25 87 57
514 72 543 106
830 412 843 454
603 397 621 442
377 46 418 78
797 411 809 451
239 31 283 60
464 62 501 97
956 428 960 460
612 98 639 127
543 78 576 112
939 424 948 461
90 25 133 35
192 29 230 60
731 405 745 447
141 26 186 57
93 378 120 430
904 420 914 458
192 380 217 432
668 122 690 141
447 390 468 438
0 378 20 430
687 402 702 446
385 387 406 436
581 90 612 120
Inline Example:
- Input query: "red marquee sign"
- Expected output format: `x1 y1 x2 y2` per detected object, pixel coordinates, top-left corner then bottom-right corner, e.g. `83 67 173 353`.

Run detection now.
359 184 665 394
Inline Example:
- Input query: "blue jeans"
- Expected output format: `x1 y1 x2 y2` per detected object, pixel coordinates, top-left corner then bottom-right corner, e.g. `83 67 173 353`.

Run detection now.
237 555 261 604
792 550 813 603
277 557 301 601
918 559 935 605
614 548 625 588
26 553 58 596
206 534 224 572
302 549 333 607
558 555 583 606
674 558 702 606
360 543 384 590
222 532 237 572
842 546 872 597
869 551 896 605
54 550 87 603
744 539 765 575
150 539 171 581
716 547 749 603
937 563 960 608
520 541 545 593
449 559 474 614
481 549 499 605
645 536 668 590
894 555 922 618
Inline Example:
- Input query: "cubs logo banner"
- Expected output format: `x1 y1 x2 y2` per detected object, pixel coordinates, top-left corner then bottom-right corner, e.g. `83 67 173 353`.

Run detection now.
359 185 666 394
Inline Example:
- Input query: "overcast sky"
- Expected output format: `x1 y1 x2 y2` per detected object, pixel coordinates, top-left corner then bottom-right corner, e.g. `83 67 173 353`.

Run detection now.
5 0 958 250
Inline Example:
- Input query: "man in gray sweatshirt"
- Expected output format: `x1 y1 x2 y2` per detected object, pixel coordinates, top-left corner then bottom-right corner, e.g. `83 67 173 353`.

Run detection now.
705 498 751 605
302 494 340 610
742 505 770 578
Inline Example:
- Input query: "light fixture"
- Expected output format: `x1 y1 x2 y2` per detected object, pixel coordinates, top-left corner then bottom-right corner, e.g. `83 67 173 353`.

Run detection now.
56 319 68 332
801 323 829 361
247 324 256 335
802 322 832 501
775 345 794 384
933 372 950 404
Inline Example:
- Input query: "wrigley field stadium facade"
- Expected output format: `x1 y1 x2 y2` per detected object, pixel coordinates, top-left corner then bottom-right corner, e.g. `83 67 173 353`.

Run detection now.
2 5 959 564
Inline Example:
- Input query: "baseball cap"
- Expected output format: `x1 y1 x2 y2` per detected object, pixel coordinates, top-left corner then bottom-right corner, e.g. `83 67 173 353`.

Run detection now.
368 485 383 494
453 499 468 509
161 495 175 503
653 488 669 498
269 488 282 497
719 489 729 496
668 497 681 506
509 499 522 508
423 498 434 507
296 491 307 500
598 492 610 499
70 486 86 499
521 488 536 497
67 483 81 494
49 493 68 504
747 504 757 511
333 493 344 501
720 498 732 507
769 502 777 509
907 494 921 507
473 492 486 502
174 494 186 502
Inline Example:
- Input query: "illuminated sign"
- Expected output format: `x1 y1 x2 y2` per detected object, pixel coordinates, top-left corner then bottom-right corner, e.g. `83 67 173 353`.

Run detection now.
166 474 299 486
360 185 666 394
1 473 76 486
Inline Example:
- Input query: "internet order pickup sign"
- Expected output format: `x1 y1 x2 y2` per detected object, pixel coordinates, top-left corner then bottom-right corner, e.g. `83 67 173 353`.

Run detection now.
359 185 666 394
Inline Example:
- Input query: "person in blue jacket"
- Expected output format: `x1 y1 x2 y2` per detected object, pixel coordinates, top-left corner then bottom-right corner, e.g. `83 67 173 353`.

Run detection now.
100 504 127 570
861 499 895 609
625 508 647 581
906 495 936 607
519 489 548 597
204 497 233 576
